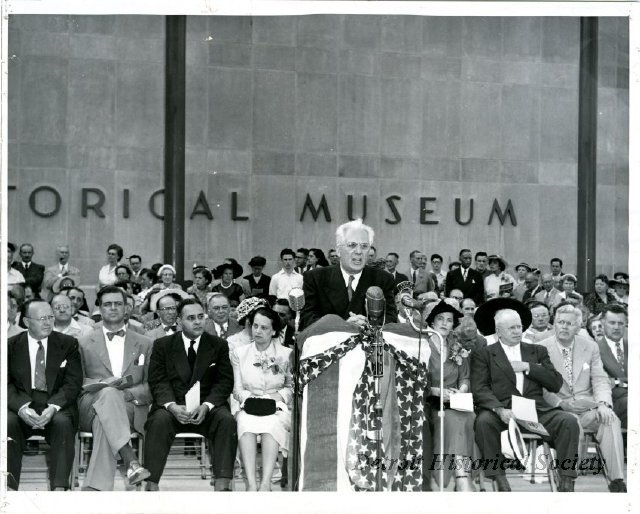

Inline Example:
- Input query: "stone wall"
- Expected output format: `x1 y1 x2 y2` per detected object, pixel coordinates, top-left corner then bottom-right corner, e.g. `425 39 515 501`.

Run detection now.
7 15 629 284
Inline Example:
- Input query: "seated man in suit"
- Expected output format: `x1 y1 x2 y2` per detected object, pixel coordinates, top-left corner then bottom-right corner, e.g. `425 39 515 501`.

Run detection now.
301 218 397 330
274 298 296 348
7 299 83 490
144 298 237 491
596 303 628 429
539 304 626 492
78 285 154 490
471 298 581 492
51 293 93 340
204 292 243 339
535 273 562 310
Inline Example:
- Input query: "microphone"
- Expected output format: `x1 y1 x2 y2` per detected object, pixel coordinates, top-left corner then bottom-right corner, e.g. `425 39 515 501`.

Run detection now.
365 286 385 327
400 294 427 311
288 288 305 312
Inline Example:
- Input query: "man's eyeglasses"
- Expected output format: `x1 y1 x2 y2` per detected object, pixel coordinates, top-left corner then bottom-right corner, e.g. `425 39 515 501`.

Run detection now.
342 242 371 252
53 305 71 312
531 313 549 319
556 320 575 327
26 315 55 323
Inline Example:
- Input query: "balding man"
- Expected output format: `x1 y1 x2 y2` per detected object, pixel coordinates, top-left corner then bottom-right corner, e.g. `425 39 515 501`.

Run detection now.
535 273 562 309
43 245 82 301
471 298 581 492
51 294 93 339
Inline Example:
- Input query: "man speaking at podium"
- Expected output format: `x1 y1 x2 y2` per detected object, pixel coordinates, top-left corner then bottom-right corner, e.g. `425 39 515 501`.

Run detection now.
300 219 397 330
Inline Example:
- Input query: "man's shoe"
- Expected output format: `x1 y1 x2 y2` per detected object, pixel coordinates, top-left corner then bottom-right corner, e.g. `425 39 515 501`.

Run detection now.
493 475 511 492
127 461 151 486
558 476 575 492
608 479 627 492
145 481 159 491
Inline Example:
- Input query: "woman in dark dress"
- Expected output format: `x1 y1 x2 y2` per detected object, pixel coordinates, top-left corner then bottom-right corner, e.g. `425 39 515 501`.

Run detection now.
583 274 616 316
213 262 246 304
424 300 476 491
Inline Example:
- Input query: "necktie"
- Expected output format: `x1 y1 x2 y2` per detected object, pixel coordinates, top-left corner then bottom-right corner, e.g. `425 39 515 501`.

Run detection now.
25 263 30 271
218 324 227 338
34 341 47 391
188 340 197 371
106 329 125 341
347 275 354 302
164 325 178 332
462 268 467 281
545 291 550 304
615 341 625 370
412 270 417 284
561 347 573 391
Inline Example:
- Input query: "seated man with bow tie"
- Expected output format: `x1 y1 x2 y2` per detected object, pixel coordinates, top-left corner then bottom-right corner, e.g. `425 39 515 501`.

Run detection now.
7 299 83 490
204 292 242 339
471 298 581 492
145 292 184 340
143 298 237 491
78 285 154 490
539 304 626 492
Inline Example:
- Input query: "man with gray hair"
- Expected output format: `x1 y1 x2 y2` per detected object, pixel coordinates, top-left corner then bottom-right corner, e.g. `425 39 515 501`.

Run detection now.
42 244 82 301
539 304 626 492
301 219 397 330
471 298 581 492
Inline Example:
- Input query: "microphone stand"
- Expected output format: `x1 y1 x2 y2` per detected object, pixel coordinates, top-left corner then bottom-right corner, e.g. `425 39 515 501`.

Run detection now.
291 310 301 491
408 316 445 492
371 323 384 492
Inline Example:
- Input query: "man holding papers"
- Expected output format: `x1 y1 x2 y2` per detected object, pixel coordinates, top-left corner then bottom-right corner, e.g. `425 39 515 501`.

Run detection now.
78 285 154 490
539 304 626 492
144 298 237 491
471 298 581 492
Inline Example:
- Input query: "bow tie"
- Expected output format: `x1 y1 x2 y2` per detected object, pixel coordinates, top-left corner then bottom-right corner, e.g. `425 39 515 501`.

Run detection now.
106 329 125 341
164 325 178 332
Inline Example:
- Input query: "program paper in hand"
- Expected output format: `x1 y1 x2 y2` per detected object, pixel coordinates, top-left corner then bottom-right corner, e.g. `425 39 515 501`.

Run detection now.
185 381 201 413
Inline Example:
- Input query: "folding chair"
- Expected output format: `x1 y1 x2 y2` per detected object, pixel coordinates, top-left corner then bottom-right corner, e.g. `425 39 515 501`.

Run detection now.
521 433 559 492
581 430 611 487
163 433 209 481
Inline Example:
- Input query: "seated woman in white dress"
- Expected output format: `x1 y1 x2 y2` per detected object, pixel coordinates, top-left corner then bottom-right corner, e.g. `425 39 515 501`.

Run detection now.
227 296 268 353
230 307 293 491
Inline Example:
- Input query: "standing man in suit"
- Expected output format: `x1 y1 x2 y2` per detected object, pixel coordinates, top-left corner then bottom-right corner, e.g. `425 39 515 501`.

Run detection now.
7 299 83 490
384 252 409 286
42 244 82 301
471 298 581 492
445 249 485 305
274 298 296 348
77 286 153 490
596 303 628 429
128 255 143 284
430 253 447 292
12 244 45 296
143 299 237 491
539 304 626 492
301 218 397 330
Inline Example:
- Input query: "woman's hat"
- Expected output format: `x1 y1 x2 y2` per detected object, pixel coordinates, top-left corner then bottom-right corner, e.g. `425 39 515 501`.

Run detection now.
609 276 629 288
473 297 532 336
52 276 75 293
561 273 577 283
248 256 267 268
157 264 177 277
213 262 244 280
425 299 463 328
149 288 192 312
515 262 532 272
236 297 269 323
487 254 508 272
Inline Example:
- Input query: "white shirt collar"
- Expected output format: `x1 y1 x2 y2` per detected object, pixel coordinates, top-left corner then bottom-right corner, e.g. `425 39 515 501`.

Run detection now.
27 333 48 346
499 340 521 359
181 333 202 352
102 325 126 339
556 338 574 354
340 266 363 289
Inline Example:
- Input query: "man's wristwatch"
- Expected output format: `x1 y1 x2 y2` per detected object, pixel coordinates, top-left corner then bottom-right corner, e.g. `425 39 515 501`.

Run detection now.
598 401 612 409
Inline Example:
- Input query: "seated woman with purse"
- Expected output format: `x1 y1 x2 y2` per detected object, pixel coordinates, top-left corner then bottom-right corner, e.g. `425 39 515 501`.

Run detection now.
230 307 293 491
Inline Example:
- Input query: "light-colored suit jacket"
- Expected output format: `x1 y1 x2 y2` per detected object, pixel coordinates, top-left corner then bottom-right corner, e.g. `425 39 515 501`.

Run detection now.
56 318 93 340
42 263 82 300
539 334 612 411
535 288 562 309
78 328 153 434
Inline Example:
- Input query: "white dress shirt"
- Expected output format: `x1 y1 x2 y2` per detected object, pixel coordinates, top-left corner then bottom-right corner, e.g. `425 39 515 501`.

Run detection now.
102 326 126 378
499 341 524 393
340 267 362 292
604 335 625 366
268 269 303 299
24 334 60 411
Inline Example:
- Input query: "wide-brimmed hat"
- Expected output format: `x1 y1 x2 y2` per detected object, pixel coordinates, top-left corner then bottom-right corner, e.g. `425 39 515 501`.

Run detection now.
236 296 269 323
609 276 629 288
52 276 75 293
515 262 532 272
149 288 192 312
425 300 463 328
248 256 267 268
561 273 577 283
487 254 508 272
474 297 532 336
213 262 243 280
157 264 177 277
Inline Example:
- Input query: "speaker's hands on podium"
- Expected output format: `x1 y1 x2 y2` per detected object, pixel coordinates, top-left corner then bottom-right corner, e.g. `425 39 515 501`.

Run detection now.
347 312 367 327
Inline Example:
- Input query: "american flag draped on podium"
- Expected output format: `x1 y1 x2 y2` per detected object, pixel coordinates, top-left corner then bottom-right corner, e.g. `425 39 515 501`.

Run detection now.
296 315 430 491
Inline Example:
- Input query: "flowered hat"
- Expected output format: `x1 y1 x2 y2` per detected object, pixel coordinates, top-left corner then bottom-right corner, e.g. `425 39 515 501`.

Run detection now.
236 296 268 324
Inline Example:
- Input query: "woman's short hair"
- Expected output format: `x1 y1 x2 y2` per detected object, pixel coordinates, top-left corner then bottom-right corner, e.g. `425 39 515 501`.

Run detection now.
248 307 282 337
593 274 609 285
586 313 602 338
107 243 124 260
139 268 156 283
115 264 132 277
194 267 213 285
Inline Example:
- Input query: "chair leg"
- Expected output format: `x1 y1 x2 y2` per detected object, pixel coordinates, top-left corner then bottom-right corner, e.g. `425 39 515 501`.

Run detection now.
71 435 80 490
529 442 537 484
542 442 558 492
200 439 207 480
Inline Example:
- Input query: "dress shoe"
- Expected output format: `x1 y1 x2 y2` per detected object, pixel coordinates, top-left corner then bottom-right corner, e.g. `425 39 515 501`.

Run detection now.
608 479 627 492
492 475 511 492
145 481 159 491
127 461 151 486
558 476 575 492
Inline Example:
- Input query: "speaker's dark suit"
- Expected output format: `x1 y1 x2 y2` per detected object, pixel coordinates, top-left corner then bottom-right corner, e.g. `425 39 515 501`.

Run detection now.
300 265 397 331
7 331 83 490
470 341 580 478
12 261 45 294
596 337 628 428
144 332 237 483
444 266 485 305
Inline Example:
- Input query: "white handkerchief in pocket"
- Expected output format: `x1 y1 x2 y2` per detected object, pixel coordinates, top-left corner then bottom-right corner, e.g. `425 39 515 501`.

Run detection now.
208 362 216 368
60 360 67 368
582 362 590 370
137 354 145 366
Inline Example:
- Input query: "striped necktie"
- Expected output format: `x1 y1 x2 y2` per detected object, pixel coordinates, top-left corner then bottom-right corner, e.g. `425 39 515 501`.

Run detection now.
347 275 354 302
